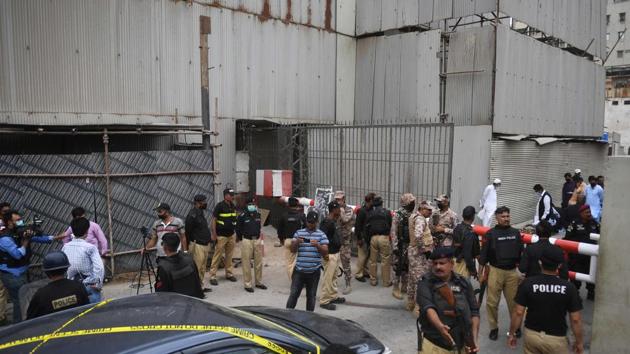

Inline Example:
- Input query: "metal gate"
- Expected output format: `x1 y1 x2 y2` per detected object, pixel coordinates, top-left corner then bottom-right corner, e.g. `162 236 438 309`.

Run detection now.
306 123 454 209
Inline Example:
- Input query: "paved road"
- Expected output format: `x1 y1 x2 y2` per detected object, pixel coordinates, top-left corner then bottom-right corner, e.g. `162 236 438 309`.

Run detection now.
104 225 594 353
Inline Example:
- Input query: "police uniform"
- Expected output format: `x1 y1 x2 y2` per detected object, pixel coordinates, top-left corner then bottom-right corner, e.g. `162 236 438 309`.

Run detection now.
565 213 598 298
452 222 479 279
26 279 89 319
407 210 433 312
210 194 237 282
514 248 583 354
156 251 204 298
416 248 479 354
354 205 372 280
236 206 265 291
278 203 306 280
479 224 523 333
319 214 342 307
518 239 569 279
366 199 393 287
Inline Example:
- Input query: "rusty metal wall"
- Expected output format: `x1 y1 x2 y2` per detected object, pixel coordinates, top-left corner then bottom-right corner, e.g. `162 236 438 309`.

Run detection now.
305 123 454 210
0 150 214 276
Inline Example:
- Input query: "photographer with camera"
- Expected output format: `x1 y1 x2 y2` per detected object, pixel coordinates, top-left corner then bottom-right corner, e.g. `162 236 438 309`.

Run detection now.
0 210 64 323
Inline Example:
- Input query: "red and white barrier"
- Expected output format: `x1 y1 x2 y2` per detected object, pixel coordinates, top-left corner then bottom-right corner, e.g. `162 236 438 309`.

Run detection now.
473 225 599 284
279 196 361 213
256 170 292 197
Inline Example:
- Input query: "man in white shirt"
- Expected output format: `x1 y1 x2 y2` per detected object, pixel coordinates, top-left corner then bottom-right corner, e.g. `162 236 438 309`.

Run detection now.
479 179 501 227
62 218 104 303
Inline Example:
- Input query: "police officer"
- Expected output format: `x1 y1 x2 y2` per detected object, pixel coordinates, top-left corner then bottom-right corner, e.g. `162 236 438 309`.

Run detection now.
236 197 267 293
354 192 376 282
26 251 89 320
407 201 434 313
319 201 344 310
209 188 238 285
416 247 479 353
277 197 305 280
391 193 415 300
519 220 568 279
479 206 524 341
430 195 460 247
508 246 584 354
366 196 393 287
452 206 480 279
565 204 598 301
155 233 204 298
334 191 355 295
185 194 213 293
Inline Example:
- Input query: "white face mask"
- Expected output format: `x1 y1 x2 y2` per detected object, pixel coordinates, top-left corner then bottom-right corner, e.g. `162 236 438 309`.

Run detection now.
247 205 257 212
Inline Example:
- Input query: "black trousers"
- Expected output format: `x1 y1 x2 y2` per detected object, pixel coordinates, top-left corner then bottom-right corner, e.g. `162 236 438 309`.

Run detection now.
569 254 595 292
286 269 321 311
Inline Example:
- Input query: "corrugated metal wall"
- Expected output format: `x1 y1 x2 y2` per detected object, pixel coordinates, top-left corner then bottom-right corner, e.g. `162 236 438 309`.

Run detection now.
0 150 214 275
494 26 605 138
306 123 453 210
489 140 607 225
354 30 440 124
445 26 494 126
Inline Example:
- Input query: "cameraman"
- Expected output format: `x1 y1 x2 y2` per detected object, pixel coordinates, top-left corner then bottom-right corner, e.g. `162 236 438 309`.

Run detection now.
0 210 63 323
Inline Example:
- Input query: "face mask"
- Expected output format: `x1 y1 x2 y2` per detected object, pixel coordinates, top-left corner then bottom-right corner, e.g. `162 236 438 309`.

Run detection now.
247 205 257 212
15 220 24 227
200 204 208 210
158 214 167 220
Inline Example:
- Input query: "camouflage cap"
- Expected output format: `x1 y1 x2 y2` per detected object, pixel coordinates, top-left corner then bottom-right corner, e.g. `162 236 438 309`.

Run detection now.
400 193 416 207
334 190 345 199
434 194 449 203
418 200 432 210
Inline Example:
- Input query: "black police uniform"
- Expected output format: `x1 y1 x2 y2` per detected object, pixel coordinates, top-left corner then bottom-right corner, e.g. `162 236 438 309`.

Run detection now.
565 218 598 295
355 205 373 244
416 270 479 351
26 279 89 319
515 274 582 338
452 223 480 277
319 218 341 255
365 206 392 239
236 210 262 240
519 240 569 279
185 207 212 247
156 252 203 298
277 209 305 244
213 201 237 236
479 225 523 270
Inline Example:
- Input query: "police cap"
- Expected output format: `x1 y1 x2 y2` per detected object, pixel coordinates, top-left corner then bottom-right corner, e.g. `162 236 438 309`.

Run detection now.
430 247 454 260
42 251 70 272
306 210 319 224
540 246 564 268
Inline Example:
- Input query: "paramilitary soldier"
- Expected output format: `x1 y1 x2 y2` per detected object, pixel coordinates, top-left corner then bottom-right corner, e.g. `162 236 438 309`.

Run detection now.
430 195 460 247
564 204 598 301
334 191 355 295
391 193 416 301
366 196 393 287
236 197 267 293
479 206 524 341
416 247 480 354
508 246 584 354
407 201 434 313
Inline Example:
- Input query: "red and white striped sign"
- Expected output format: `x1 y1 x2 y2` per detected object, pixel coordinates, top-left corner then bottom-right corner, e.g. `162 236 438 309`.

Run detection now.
256 170 293 197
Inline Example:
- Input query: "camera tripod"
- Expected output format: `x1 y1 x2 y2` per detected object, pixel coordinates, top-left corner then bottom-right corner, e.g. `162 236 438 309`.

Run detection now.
134 227 157 295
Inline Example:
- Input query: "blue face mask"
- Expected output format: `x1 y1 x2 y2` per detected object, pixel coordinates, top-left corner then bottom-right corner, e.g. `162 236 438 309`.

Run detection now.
15 220 24 227
247 205 257 212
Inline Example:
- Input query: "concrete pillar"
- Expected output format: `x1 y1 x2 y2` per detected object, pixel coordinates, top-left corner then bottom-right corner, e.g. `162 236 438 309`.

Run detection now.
591 157 630 353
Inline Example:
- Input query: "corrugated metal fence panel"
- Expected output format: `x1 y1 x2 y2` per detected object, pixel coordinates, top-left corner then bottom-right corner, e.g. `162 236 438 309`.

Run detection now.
494 26 604 137
356 0 382 36
307 124 453 210
355 30 440 124
445 26 494 126
489 140 607 225
0 150 214 275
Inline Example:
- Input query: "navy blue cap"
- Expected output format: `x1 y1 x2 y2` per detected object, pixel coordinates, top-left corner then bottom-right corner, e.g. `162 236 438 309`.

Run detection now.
430 247 454 260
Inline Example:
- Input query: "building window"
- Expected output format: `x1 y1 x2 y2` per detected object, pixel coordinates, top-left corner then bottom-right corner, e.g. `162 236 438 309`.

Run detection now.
621 12 627 23
613 100 619 105
625 100 630 105
618 50 624 58
608 14 611 25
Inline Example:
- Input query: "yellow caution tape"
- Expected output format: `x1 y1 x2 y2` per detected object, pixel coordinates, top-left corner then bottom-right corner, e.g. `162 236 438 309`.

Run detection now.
1 324 291 354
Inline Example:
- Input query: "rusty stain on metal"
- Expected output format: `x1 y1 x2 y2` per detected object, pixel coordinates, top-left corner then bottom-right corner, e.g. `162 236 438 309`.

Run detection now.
284 0 293 24
259 0 271 22
307 0 312 25
324 0 332 31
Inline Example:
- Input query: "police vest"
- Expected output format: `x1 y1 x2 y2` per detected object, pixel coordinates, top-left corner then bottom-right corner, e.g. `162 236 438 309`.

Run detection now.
239 211 261 238
366 207 390 236
284 210 304 238
0 234 31 268
215 202 237 233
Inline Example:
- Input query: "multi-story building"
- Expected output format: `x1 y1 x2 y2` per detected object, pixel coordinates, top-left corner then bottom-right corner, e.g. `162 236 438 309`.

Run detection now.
606 0 630 152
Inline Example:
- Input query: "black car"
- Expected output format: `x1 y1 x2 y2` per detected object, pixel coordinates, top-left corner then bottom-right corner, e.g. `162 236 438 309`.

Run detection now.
0 293 390 354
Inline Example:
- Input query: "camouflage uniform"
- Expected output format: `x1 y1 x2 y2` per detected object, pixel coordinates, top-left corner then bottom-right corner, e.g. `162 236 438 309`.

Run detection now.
337 204 355 286
390 207 412 299
407 211 434 311
429 206 460 247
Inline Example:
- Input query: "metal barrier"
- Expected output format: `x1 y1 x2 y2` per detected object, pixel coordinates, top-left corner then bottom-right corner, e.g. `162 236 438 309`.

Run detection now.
473 225 598 284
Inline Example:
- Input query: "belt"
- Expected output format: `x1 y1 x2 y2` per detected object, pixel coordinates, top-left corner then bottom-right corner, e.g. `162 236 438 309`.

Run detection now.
243 235 260 240
191 240 210 246
525 327 566 338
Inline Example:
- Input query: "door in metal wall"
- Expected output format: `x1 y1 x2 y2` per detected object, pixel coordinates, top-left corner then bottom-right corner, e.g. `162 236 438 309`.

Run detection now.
306 124 454 209
489 140 608 225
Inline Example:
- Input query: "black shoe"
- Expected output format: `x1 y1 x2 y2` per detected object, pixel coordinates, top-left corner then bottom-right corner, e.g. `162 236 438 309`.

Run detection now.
255 284 268 290
355 275 367 283
331 297 346 304
202 288 212 293
489 328 498 341
515 328 522 338
320 303 336 310
245 287 254 293
227 276 237 282
587 291 595 301
210 279 218 286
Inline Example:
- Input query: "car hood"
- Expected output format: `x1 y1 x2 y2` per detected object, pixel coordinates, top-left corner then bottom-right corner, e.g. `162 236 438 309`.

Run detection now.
238 306 386 353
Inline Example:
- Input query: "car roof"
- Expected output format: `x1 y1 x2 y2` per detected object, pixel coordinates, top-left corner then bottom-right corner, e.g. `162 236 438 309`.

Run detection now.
0 293 319 354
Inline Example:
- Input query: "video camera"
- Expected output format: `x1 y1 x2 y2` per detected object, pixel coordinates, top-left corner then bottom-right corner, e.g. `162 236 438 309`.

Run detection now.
16 214 45 237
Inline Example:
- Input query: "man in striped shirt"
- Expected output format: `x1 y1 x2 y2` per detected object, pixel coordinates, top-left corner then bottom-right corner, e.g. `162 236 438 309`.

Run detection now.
286 210 329 312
